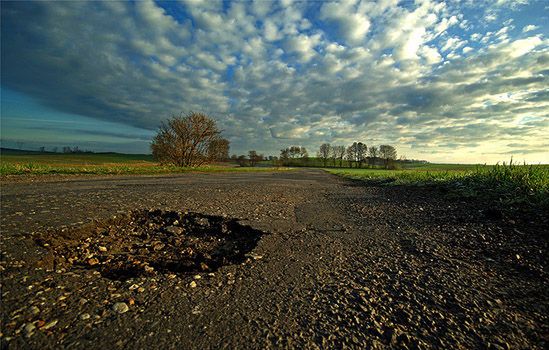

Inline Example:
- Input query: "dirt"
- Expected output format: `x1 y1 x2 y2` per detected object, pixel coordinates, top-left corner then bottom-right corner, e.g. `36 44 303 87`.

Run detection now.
0 170 547 349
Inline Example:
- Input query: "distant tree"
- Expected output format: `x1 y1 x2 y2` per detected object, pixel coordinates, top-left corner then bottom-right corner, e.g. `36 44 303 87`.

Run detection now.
207 138 230 162
379 145 397 169
368 146 378 166
280 146 307 166
39 146 46 153
63 146 72 153
356 142 367 168
318 143 331 167
280 148 290 165
248 150 264 167
151 112 226 167
237 154 248 167
299 147 308 160
52 147 58 153
330 146 338 167
346 143 356 168
333 145 346 167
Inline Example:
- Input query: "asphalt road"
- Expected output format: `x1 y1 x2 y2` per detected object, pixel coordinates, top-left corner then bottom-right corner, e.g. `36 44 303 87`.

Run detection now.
1 170 547 349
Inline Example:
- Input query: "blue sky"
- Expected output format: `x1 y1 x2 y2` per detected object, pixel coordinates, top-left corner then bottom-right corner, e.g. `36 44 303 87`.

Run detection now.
1 0 548 162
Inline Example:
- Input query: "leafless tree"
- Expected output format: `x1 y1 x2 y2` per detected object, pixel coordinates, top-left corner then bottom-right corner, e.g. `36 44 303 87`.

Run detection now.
346 143 356 168
356 142 367 168
151 112 227 167
248 150 264 167
207 138 230 162
333 145 346 167
368 146 378 166
318 143 331 167
379 145 397 169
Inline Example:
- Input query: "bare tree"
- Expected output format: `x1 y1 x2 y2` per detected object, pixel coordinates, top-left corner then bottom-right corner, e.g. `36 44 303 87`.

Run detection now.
333 145 346 167
39 146 46 153
280 146 307 166
379 145 397 169
207 138 230 162
346 143 356 168
356 142 367 168
330 146 338 167
280 148 290 166
318 143 331 167
248 150 263 167
236 155 248 167
368 146 378 166
151 112 227 167
299 147 308 163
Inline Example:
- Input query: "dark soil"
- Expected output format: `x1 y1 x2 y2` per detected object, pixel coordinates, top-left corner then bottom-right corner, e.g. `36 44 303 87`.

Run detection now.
0 170 547 349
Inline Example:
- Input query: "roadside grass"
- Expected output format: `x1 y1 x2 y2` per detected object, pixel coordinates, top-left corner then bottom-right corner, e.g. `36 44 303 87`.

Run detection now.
0 152 288 176
327 162 549 208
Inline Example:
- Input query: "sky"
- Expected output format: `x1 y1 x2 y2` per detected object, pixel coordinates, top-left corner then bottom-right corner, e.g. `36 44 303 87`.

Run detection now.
1 0 548 163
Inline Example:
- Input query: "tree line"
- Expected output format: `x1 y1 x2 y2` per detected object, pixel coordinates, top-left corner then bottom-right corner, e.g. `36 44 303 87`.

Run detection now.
150 112 401 169
317 142 398 169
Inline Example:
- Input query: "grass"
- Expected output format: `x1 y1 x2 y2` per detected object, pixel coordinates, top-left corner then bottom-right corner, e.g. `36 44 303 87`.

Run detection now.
0 151 287 176
327 161 549 208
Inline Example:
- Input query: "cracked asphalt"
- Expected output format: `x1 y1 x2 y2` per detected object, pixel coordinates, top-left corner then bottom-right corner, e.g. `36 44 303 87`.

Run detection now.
1 169 547 349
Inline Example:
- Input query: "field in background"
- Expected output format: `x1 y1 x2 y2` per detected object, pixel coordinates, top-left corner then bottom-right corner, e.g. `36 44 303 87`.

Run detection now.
0 149 285 175
327 163 549 208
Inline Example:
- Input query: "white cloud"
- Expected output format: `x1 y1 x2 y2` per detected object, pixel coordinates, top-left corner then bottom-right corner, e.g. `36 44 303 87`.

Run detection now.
442 37 467 52
320 0 370 45
522 25 539 33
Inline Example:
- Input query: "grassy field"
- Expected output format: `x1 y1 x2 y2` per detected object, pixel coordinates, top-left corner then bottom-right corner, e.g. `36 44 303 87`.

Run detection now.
327 162 549 208
0 150 286 175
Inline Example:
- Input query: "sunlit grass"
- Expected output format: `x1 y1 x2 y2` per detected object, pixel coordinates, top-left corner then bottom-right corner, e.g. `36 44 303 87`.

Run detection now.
327 161 549 208
0 152 289 176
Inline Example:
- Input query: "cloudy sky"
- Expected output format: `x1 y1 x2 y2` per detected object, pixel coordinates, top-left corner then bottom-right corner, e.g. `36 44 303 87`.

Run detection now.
1 0 548 163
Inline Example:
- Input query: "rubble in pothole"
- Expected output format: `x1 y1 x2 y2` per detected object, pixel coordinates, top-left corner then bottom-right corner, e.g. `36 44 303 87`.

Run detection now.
35 209 265 280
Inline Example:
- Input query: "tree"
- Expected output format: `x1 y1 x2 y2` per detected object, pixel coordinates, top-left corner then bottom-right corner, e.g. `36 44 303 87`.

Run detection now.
379 145 397 169
368 146 378 166
207 138 230 162
333 145 346 167
318 143 331 167
356 142 367 168
346 143 356 168
151 112 227 167
280 146 307 166
39 146 46 153
236 155 248 167
248 150 263 167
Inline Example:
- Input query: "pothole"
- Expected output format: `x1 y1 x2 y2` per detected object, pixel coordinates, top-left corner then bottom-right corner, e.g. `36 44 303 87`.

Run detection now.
35 209 265 280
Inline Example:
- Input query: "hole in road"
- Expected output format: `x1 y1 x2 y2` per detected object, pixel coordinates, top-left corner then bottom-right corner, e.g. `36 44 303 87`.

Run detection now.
36 209 265 280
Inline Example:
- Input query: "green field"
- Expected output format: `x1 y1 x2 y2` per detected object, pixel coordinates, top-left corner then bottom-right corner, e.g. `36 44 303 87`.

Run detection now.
327 162 549 208
0 150 286 175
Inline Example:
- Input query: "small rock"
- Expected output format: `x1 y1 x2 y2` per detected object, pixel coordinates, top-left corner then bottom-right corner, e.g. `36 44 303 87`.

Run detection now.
112 302 129 314
28 306 40 316
41 320 58 330
80 313 90 320
98 246 107 252
189 281 197 288
88 258 99 266
153 243 165 251
165 226 183 235
137 287 145 293
129 284 140 291
24 323 36 335
193 275 201 280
